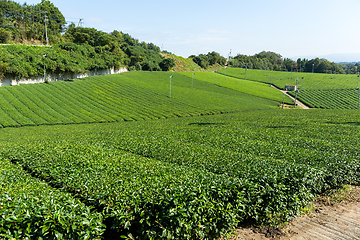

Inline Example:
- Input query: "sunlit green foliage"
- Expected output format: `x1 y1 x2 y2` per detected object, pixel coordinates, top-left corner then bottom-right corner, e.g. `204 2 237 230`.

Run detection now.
0 72 279 128
179 72 293 104
0 0 65 44
217 67 360 109
1 109 360 239
0 157 104 239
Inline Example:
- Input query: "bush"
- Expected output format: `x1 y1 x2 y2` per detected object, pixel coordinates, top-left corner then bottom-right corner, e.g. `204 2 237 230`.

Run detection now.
159 58 175 71
0 29 12 43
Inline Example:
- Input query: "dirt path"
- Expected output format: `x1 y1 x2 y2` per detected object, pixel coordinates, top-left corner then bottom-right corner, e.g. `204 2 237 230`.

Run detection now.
270 85 311 109
228 186 360 239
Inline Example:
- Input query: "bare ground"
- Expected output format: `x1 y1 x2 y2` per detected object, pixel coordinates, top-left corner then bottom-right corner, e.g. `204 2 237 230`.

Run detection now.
227 186 360 240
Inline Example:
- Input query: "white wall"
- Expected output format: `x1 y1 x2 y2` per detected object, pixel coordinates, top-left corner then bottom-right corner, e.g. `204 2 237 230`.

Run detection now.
1 67 128 86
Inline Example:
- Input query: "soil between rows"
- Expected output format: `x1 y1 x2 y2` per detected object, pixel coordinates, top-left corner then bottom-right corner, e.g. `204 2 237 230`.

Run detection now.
228 186 360 240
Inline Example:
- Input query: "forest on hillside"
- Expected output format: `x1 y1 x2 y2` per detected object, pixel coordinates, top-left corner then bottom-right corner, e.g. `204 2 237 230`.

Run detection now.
0 0 187 78
229 51 360 74
0 0 358 80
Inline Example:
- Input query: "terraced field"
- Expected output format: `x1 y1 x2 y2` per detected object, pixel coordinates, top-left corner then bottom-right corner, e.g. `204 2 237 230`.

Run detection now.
1 108 360 239
179 72 293 104
0 72 280 128
217 67 359 90
217 67 360 109
1 71 360 239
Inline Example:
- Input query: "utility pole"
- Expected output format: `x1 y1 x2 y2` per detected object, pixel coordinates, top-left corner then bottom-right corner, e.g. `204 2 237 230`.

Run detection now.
43 11 49 46
225 66 227 80
245 63 248 80
169 75 173 98
358 87 360 110
43 54 47 83
357 75 360 110
78 18 84 27
215 71 217 85
294 77 299 108
228 49 232 65
191 73 195 88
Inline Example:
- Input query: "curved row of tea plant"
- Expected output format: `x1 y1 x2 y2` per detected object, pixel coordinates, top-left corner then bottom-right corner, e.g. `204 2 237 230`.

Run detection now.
0 157 104 239
216 67 360 109
217 67 359 90
4 141 251 239
0 72 279 128
1 109 360 239
289 89 359 109
179 72 293 105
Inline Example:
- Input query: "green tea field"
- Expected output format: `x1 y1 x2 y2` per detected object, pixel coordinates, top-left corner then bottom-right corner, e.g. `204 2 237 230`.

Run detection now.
0 72 281 128
1 109 360 239
0 72 359 239
217 67 360 109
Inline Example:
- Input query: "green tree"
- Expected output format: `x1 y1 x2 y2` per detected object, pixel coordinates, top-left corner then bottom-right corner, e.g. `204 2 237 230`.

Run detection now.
159 58 175 71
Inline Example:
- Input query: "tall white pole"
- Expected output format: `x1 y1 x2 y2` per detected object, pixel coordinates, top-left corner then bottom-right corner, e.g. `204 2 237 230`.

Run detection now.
245 63 248 80
294 77 299 108
192 73 194 88
169 75 173 98
225 66 226 81
215 71 217 85
43 54 47 83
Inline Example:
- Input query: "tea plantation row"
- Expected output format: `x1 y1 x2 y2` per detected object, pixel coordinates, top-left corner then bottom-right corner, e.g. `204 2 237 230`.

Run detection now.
217 67 359 90
178 72 292 104
1 109 359 239
215 68 359 109
217 67 360 109
0 72 280 128
289 89 360 109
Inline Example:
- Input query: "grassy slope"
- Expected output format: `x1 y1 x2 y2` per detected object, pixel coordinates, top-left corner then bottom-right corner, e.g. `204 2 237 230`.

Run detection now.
161 53 224 72
179 72 293 104
218 67 360 109
217 67 359 90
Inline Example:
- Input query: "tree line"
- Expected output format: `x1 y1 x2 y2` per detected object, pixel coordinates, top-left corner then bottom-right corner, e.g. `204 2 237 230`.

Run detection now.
0 0 181 78
1 0 356 78
0 0 65 44
229 51 359 74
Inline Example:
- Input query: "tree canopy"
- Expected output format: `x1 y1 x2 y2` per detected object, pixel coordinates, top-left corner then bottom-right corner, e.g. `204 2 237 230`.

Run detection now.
189 51 226 69
0 0 65 44
229 51 347 74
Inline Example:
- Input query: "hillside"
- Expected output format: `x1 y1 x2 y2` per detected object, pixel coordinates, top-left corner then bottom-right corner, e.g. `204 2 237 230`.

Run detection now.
218 67 360 109
160 53 225 72
0 72 279 128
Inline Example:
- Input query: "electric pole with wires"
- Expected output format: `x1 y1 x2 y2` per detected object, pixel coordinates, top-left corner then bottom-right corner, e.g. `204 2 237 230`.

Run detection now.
78 18 84 27
43 11 49 46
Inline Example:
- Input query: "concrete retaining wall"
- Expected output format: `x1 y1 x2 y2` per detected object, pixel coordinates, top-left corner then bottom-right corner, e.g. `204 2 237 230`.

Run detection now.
1 67 128 86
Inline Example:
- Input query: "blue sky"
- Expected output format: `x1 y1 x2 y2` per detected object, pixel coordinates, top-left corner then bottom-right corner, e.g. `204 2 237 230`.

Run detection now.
23 0 360 61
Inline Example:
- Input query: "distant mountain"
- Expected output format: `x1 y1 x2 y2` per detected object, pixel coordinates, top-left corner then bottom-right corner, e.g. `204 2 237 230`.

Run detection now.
291 53 360 63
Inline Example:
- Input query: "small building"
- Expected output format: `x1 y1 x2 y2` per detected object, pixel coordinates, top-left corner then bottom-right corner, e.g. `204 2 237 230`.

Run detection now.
285 85 297 91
